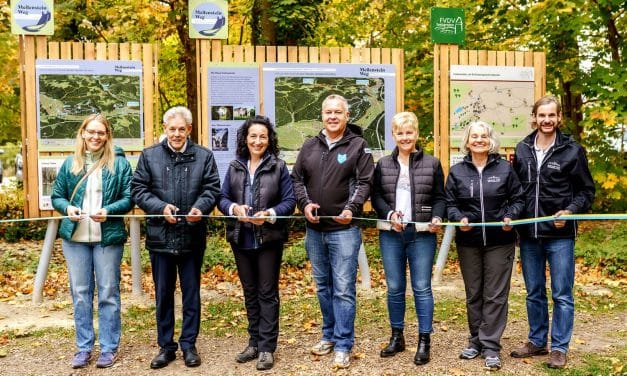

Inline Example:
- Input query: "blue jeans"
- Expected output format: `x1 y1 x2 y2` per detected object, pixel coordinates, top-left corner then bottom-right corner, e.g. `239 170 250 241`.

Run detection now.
520 238 575 353
62 240 123 353
305 226 361 352
380 228 436 333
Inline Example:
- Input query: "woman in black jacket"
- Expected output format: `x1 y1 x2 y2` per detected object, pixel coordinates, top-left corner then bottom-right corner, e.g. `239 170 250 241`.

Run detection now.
444 121 524 370
372 112 446 365
218 116 296 371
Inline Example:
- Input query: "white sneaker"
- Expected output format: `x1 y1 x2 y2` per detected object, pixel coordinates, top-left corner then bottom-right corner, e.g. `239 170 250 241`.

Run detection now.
332 351 350 369
310 340 335 355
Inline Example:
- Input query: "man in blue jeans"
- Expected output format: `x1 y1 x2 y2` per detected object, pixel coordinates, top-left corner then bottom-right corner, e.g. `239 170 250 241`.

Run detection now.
291 94 374 369
512 95 595 369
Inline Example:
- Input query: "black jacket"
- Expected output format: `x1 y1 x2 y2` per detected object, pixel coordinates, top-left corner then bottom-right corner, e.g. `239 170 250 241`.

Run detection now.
131 139 221 254
372 147 446 224
445 154 524 247
291 124 374 232
218 153 296 248
513 129 595 239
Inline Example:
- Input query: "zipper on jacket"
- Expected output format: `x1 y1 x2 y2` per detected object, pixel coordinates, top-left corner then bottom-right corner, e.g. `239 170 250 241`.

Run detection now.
478 171 487 246
532 158 540 238
470 179 474 198
318 150 330 205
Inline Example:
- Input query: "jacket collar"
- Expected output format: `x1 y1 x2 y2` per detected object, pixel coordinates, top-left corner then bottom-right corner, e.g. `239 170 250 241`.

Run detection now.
462 153 501 167
522 128 573 149
233 152 276 171
391 146 424 164
315 123 362 146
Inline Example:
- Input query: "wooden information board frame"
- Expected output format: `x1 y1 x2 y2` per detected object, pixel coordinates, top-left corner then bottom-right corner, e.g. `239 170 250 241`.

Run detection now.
433 45 546 175
18 36 159 218
194 40 405 146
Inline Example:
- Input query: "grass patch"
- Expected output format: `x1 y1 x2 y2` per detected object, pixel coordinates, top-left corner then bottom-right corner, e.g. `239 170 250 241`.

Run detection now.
543 344 627 375
280 295 323 335
575 221 626 276
123 304 155 332
434 297 467 326
202 299 248 337
575 284 627 314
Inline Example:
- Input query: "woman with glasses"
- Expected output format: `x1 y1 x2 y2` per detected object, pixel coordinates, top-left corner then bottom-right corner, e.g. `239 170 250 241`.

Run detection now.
51 114 133 369
218 116 296 371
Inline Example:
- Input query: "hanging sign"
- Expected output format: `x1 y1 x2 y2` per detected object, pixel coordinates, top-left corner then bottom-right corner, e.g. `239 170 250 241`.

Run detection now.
11 0 54 35
431 7 465 45
189 0 228 39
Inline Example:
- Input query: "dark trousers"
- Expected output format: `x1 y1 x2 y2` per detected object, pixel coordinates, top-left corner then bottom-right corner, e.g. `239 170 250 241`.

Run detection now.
150 249 205 351
457 243 515 357
233 242 283 352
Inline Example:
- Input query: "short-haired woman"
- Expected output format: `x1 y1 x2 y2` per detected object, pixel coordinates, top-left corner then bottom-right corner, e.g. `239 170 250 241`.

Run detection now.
372 112 446 365
444 121 524 370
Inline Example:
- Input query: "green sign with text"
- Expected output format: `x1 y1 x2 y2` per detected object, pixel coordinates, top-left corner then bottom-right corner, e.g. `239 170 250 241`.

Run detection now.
431 7 465 45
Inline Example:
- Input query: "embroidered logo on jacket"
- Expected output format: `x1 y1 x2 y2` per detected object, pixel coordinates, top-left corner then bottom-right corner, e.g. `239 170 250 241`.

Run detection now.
337 153 347 164
486 175 501 183
547 161 561 171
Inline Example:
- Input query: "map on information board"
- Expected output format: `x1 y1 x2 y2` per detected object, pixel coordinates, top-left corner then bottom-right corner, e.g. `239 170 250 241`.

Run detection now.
36 59 143 151
274 77 385 150
263 63 396 162
450 65 534 148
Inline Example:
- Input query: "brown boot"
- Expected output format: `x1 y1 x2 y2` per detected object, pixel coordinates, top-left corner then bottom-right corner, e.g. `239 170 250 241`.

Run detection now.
510 342 549 358
546 350 567 369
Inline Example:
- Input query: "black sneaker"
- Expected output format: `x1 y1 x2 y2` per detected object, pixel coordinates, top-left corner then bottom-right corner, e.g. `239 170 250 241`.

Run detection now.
256 352 274 370
236 346 258 363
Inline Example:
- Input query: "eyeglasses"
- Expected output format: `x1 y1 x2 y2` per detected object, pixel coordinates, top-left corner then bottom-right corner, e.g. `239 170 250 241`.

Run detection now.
84 129 107 137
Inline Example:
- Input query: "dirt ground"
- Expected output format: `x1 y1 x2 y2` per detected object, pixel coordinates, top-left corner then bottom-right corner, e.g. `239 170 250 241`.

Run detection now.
0 271 624 376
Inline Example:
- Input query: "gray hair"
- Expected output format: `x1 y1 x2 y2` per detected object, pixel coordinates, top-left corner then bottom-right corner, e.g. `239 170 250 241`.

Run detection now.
163 106 193 125
459 121 500 155
321 94 349 112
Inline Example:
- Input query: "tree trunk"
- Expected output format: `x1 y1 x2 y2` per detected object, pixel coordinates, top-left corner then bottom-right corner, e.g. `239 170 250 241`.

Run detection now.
560 80 584 142
171 0 198 142
252 0 276 45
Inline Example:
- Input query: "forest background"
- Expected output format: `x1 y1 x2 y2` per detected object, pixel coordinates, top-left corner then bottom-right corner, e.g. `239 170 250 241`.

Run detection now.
0 0 624 212
0 2 624 374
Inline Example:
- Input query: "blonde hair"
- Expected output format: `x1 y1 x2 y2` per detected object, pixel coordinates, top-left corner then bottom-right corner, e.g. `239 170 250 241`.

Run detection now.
391 112 419 136
71 114 116 175
459 121 500 155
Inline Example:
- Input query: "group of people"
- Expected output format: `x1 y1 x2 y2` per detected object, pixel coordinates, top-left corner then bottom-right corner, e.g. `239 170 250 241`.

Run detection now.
51 94 594 371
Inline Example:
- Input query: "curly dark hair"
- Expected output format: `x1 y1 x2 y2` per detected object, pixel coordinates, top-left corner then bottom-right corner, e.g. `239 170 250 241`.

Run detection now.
236 115 280 159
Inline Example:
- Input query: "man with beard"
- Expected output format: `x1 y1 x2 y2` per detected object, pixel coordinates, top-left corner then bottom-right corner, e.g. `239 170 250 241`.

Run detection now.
510 95 595 369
